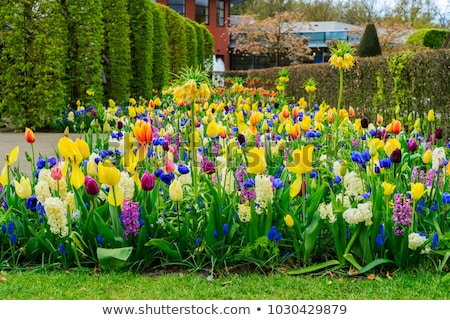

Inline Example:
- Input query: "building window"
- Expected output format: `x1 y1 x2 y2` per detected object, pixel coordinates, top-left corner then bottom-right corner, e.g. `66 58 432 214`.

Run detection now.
168 0 185 16
195 0 209 24
216 0 225 27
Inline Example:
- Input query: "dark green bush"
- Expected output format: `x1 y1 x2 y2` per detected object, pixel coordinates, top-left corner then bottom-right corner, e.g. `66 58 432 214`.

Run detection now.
357 23 382 57
423 29 450 49
151 2 170 92
129 0 154 99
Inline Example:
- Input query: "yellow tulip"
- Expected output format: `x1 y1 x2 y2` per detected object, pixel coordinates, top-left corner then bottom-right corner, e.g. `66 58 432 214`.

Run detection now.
410 182 427 201
58 137 84 188
14 176 32 199
285 145 314 197
169 179 183 202
427 109 435 122
75 138 90 159
422 149 432 164
247 147 266 174
98 160 123 206
300 115 311 131
87 159 98 177
447 161 450 176
384 138 401 157
0 146 19 186
381 181 396 197
284 215 294 227
206 121 221 138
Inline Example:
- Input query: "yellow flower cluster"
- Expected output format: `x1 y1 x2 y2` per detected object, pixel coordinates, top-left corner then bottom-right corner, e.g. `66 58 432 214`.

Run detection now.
329 53 355 70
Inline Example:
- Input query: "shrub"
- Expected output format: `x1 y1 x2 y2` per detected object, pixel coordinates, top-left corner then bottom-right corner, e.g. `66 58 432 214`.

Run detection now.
357 23 382 57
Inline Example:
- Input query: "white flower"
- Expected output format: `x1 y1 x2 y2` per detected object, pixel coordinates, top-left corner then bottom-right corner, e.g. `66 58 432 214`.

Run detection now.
221 168 235 195
237 203 251 223
35 180 52 204
255 174 273 213
44 197 68 237
343 171 365 200
318 202 336 223
118 171 135 199
408 232 427 250
343 201 373 225
431 147 445 170
333 160 342 177
178 172 192 186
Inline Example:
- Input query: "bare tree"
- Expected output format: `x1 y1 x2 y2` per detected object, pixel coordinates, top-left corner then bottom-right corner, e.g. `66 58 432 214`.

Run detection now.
229 12 312 67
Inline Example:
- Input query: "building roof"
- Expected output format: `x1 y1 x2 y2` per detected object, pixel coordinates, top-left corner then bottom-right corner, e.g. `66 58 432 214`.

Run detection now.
291 21 362 33
230 0 246 4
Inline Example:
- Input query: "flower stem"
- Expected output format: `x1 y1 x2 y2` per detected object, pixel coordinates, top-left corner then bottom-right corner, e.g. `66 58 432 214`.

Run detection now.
337 68 344 112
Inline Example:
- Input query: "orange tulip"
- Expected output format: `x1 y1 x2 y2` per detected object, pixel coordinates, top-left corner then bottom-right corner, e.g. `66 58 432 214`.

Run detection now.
25 127 35 143
391 119 401 134
132 120 153 146
349 107 355 118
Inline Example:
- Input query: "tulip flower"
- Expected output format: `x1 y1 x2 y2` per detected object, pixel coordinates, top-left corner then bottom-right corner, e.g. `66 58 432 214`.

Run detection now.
391 119 401 134
422 149 432 164
169 179 183 202
407 139 418 152
75 138 90 159
410 182 427 201
25 127 35 144
284 214 294 227
84 176 100 196
51 166 63 181
0 146 19 186
427 109 435 122
14 176 32 199
206 120 221 138
384 138 400 157
58 137 84 189
381 182 396 197
247 147 266 174
98 160 123 206
132 120 153 160
285 144 314 197
141 171 155 191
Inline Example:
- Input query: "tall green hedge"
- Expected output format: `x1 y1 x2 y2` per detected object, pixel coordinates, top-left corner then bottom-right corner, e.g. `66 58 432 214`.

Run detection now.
201 25 215 71
185 21 199 68
0 0 68 129
103 0 132 102
128 0 154 99
151 3 170 92
63 0 104 107
157 5 188 76
0 2 213 129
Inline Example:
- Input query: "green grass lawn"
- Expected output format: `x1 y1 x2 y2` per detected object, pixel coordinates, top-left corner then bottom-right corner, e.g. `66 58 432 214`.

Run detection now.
1 268 449 300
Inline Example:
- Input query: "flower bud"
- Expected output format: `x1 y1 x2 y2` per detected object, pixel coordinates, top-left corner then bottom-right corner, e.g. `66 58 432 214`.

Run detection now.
407 139 418 152
435 128 443 140
391 148 402 163
141 171 155 191
85 176 100 196
360 117 369 129
51 166 63 181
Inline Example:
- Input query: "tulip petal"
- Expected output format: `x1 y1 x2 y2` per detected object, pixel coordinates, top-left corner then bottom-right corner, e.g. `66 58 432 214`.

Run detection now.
290 175 303 198
108 185 124 206
8 146 19 165
70 164 85 189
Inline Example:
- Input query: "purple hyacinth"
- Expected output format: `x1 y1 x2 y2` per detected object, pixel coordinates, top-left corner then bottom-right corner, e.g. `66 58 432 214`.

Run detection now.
392 193 412 236
121 199 141 239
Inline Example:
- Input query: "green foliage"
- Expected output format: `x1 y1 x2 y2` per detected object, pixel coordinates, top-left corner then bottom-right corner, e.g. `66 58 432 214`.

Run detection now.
63 0 104 107
407 29 450 49
423 29 450 49
202 25 215 71
193 23 205 69
0 0 68 129
185 22 198 68
158 5 188 76
151 3 170 92
128 0 153 99
387 51 412 117
103 0 132 102
357 23 382 57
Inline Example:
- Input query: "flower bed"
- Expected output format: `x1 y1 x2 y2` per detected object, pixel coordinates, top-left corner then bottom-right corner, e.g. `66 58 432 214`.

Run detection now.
1 56 449 275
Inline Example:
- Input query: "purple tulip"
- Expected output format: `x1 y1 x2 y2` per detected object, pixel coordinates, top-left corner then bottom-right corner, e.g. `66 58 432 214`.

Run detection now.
85 176 100 196
141 170 155 191
407 139 418 152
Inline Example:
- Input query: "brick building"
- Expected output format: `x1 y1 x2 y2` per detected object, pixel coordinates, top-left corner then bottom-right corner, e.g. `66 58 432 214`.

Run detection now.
155 0 245 70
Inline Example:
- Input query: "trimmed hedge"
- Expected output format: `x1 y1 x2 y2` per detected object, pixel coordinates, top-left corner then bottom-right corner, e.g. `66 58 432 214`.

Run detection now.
0 2 213 129
225 49 450 139
407 28 450 49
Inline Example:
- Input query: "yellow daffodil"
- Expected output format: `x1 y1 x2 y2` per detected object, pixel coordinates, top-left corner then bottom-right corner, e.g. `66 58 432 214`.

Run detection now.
247 147 266 175
58 137 84 189
381 182 396 197
284 215 294 227
98 160 123 206
285 144 314 197
384 138 401 157
300 115 311 131
169 179 183 202
410 182 427 201
0 146 19 186
422 149 432 164
14 176 32 199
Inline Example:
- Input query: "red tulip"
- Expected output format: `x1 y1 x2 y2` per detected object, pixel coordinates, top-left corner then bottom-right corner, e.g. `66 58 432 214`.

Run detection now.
25 127 35 143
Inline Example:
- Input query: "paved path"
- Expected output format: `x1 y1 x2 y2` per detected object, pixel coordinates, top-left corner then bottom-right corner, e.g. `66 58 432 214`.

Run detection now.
0 132 66 177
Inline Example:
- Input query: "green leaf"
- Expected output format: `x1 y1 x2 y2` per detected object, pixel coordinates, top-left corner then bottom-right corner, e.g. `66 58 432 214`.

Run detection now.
145 238 181 260
441 272 450 283
344 253 363 270
97 247 133 272
304 211 323 262
287 260 342 275
358 258 394 274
